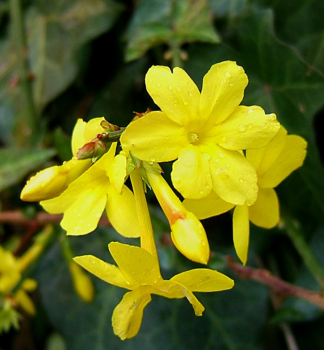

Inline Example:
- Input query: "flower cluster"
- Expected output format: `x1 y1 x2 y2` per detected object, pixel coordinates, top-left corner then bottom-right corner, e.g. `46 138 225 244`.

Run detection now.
20 61 307 339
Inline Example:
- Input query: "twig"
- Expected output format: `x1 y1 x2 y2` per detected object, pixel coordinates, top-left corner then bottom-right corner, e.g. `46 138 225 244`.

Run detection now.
226 256 324 310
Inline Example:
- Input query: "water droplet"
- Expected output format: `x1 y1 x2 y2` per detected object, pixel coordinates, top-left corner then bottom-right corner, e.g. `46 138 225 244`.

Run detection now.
239 178 244 183
218 152 225 158
173 176 180 183
239 124 246 132
156 82 161 87
183 100 188 106
168 85 173 90
199 190 204 195
225 71 231 78
176 86 182 92
150 156 156 162
248 108 254 113
221 136 227 142
260 122 267 128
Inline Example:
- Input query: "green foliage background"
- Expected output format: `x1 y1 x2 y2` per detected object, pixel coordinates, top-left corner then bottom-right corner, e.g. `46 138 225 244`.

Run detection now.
1 0 324 349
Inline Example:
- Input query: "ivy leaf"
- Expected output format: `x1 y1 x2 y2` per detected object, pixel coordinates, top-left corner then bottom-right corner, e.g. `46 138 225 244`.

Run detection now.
0 0 123 145
125 0 220 62
0 148 56 192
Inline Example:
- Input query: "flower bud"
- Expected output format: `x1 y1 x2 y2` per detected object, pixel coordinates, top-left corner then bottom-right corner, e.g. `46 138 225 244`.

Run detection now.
146 168 210 264
69 262 95 303
20 158 91 202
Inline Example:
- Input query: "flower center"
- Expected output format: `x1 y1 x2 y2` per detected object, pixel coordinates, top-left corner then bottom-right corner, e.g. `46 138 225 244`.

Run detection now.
187 132 199 144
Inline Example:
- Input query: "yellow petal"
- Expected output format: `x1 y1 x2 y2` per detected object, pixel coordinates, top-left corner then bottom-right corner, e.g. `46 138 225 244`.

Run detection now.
249 188 279 228
106 185 140 238
120 111 187 162
200 61 248 125
73 255 130 289
183 191 234 220
205 106 280 150
258 135 307 188
71 119 87 156
61 183 107 235
145 66 200 125
69 262 95 303
108 242 161 285
15 290 36 315
112 288 152 340
171 212 210 265
173 282 205 316
171 145 212 199
171 268 234 292
21 278 37 292
83 117 106 144
246 126 287 176
209 145 258 205
107 153 127 193
233 205 250 265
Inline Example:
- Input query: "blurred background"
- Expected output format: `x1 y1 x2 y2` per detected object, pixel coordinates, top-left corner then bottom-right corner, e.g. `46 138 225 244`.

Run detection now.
1 0 324 349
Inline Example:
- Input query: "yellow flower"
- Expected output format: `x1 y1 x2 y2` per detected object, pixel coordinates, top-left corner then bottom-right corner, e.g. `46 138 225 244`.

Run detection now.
145 167 210 264
21 117 106 202
121 61 280 205
74 241 234 340
185 127 307 264
0 246 37 315
41 143 140 237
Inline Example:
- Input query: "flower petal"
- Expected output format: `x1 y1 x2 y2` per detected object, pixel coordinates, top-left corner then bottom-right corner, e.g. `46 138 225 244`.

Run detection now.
112 288 152 340
171 145 212 199
246 126 287 176
107 153 127 193
73 255 130 289
61 183 107 235
249 188 279 228
120 111 187 162
205 106 280 150
71 119 87 156
171 212 210 265
258 135 307 188
145 66 200 125
108 242 161 285
171 268 234 292
233 204 250 265
183 191 234 220
15 290 36 315
200 61 248 125
209 145 258 205
106 184 140 238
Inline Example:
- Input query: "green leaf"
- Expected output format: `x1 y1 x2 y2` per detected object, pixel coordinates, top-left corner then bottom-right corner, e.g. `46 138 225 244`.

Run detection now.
125 0 220 62
0 148 56 192
0 0 123 145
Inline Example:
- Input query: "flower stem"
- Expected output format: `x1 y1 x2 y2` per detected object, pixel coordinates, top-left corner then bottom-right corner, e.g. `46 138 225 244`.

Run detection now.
226 256 324 309
281 213 324 291
10 0 38 146
130 168 158 259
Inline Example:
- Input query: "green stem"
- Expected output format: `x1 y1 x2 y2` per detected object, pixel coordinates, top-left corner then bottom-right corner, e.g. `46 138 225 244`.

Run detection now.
102 127 125 142
282 213 324 291
10 0 38 146
130 168 158 259
169 40 183 69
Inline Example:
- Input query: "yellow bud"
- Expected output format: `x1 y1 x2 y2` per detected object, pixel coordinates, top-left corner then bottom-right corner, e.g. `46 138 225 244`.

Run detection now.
69 262 95 303
171 212 210 265
20 158 91 202
146 168 210 264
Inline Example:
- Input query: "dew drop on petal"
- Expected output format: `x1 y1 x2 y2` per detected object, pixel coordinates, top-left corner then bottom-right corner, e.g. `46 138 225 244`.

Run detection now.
225 71 231 78
239 124 246 132
168 85 173 90
218 152 225 159
157 82 161 87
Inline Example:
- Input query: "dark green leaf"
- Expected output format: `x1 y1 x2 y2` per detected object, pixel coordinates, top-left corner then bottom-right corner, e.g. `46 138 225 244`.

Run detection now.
125 0 220 62
0 147 56 192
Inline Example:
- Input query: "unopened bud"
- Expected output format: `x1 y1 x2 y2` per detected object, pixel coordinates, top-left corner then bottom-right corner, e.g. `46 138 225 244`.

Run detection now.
20 158 91 202
69 262 95 303
76 139 107 161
